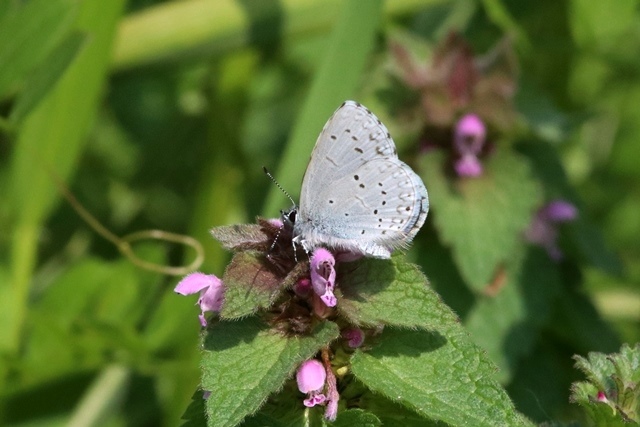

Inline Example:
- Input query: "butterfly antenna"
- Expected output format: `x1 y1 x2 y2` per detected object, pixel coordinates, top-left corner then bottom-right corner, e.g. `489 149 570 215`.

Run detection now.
263 167 296 206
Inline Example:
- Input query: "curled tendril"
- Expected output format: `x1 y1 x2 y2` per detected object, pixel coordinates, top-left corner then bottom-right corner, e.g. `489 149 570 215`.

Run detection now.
118 230 204 276
32 144 204 276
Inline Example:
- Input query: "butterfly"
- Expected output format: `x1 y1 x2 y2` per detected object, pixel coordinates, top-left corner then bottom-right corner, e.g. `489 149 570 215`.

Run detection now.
285 101 428 259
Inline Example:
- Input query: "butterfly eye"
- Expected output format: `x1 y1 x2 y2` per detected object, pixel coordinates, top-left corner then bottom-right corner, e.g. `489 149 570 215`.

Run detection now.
288 210 297 223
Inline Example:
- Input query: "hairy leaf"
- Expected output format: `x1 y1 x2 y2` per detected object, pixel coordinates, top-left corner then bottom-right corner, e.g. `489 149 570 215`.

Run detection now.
337 257 458 329
351 327 533 427
201 318 339 427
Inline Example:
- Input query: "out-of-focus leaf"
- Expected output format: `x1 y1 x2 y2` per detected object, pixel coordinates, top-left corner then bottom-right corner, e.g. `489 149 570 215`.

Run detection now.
552 279 620 355
351 327 533 427
337 257 459 329
10 32 87 124
112 0 438 70
420 150 542 291
507 339 577 423
4 0 126 358
516 82 571 144
465 247 562 383
568 219 625 277
480 0 531 50
0 0 77 99
516 141 575 197
180 389 207 427
23 245 163 383
201 318 339 427
569 0 637 50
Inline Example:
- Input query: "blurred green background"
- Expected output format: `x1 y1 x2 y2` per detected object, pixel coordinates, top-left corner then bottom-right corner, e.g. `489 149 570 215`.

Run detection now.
1 0 639 425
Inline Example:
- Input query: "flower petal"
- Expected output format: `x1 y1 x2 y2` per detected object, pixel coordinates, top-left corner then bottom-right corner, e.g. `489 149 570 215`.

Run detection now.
175 272 215 295
311 248 336 303
342 328 365 348
296 359 326 393
543 200 578 222
455 114 486 155
198 276 224 312
455 154 483 177
303 392 326 407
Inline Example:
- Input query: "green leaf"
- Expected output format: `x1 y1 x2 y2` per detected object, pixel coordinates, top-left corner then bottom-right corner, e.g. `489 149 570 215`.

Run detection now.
220 251 286 319
420 149 542 291
21 247 162 382
464 247 562 383
516 82 570 144
10 32 88 124
201 318 340 427
569 0 637 50
552 280 621 355
180 389 207 427
568 219 625 277
351 327 533 427
337 257 459 329
240 383 314 427
507 340 578 425
330 409 381 427
0 0 77 99
359 393 444 426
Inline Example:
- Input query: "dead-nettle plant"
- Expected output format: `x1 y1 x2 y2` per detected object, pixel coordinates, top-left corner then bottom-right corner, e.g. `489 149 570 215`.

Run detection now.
175 216 531 427
174 101 530 427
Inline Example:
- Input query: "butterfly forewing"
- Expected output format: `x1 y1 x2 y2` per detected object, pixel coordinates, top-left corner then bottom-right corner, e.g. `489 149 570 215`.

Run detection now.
299 102 396 205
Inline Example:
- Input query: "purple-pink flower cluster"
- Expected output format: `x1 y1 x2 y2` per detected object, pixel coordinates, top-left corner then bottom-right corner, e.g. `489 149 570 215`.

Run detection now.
525 200 578 261
454 114 486 178
175 226 365 421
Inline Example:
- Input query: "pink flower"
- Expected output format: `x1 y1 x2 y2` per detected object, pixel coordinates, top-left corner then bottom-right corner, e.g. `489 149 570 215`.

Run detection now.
455 154 483 177
296 360 327 407
342 328 365 348
293 277 312 298
175 273 224 327
525 200 578 261
454 114 486 177
597 391 608 403
541 200 578 222
310 248 337 307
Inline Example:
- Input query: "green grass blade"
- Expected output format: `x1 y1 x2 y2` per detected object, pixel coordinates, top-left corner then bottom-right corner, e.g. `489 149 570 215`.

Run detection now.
3 0 126 374
262 0 383 216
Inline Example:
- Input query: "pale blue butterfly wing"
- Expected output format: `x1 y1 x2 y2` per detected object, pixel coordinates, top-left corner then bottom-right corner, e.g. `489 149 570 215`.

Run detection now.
293 101 429 258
